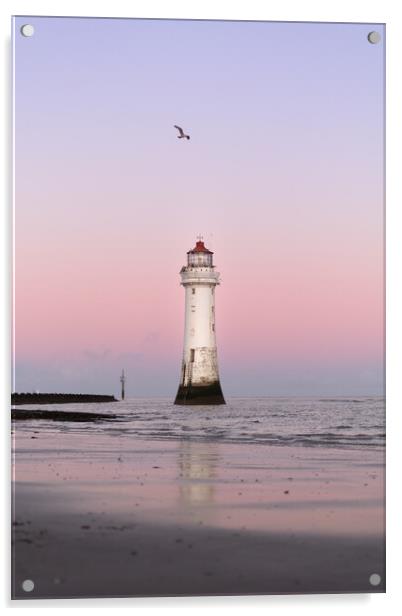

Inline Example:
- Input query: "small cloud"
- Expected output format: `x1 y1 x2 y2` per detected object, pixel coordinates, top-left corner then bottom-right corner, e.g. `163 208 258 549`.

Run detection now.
142 331 160 344
83 348 112 361
116 351 143 363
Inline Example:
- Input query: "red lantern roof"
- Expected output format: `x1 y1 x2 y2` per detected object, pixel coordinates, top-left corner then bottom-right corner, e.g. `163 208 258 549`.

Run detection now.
187 240 213 254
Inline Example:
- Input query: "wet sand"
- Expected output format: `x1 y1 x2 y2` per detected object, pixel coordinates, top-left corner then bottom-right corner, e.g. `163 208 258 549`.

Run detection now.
12 431 385 598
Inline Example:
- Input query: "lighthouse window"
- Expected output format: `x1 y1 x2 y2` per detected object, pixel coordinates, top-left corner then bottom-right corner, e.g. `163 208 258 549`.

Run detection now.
192 288 195 295
190 349 195 362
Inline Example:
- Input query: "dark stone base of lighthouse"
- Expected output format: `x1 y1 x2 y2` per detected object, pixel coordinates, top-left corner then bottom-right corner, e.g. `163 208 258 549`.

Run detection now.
174 381 226 405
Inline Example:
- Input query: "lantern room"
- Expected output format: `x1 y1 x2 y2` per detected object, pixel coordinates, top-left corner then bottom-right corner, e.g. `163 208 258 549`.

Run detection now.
187 239 213 267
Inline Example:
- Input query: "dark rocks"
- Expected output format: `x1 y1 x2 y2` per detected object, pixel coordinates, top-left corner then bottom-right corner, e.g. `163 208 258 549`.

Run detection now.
11 410 118 422
12 393 117 405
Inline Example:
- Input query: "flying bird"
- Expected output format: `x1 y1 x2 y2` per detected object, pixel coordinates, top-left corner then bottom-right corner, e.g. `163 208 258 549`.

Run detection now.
174 125 190 140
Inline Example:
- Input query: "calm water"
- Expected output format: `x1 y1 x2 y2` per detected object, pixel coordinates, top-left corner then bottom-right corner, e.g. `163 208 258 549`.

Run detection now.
13 396 385 450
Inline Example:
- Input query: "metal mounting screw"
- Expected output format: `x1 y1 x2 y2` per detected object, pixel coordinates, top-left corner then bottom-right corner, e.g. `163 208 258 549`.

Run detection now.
367 31 380 44
20 24 34 37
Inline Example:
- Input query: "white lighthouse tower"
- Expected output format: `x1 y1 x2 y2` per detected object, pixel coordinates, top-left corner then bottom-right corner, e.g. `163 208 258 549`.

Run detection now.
175 237 225 405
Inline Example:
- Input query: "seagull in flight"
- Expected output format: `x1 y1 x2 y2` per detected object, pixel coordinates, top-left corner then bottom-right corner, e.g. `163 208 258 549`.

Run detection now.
174 125 190 140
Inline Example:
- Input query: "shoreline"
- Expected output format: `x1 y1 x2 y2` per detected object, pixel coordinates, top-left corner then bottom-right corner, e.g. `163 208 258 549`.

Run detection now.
10 396 385 451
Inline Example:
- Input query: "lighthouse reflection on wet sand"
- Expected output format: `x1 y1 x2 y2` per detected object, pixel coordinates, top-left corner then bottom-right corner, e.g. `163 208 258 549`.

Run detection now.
175 238 225 405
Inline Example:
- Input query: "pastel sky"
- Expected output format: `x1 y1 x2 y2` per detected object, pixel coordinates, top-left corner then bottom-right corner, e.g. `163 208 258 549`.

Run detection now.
13 17 384 396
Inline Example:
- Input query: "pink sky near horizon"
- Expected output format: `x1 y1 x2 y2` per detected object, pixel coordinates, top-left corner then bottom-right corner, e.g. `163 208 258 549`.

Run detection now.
14 17 384 395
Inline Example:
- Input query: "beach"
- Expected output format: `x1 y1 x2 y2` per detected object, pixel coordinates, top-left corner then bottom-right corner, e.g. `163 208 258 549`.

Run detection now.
12 408 385 598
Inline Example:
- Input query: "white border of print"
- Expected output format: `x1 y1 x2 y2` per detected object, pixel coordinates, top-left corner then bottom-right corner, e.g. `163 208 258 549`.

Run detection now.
1 1 400 615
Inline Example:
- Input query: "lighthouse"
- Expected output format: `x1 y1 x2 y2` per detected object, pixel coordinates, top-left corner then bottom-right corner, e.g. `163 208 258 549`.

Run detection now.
174 238 225 405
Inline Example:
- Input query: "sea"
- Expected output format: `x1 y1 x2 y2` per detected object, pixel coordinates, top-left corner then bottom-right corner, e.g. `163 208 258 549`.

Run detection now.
13 396 385 451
